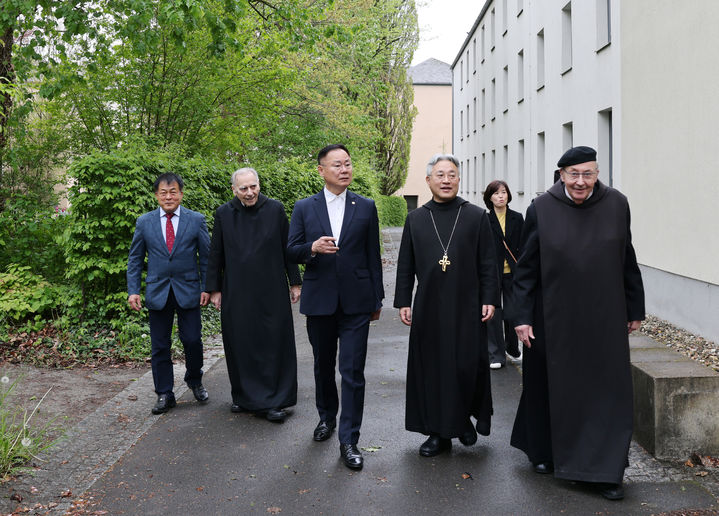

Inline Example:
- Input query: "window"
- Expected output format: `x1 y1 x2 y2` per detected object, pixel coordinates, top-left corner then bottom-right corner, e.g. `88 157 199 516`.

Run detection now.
491 149 496 179
596 0 611 49
562 121 574 150
517 139 525 193
490 9 496 50
598 108 613 185
517 0 524 16
467 103 470 137
473 97 477 132
473 156 478 195
561 2 573 74
481 88 486 126
503 145 509 180
466 50 470 82
460 59 464 87
473 38 477 72
537 29 545 89
482 153 486 188
490 78 496 120
536 132 545 193
517 49 524 102
502 0 508 35
481 25 486 61
460 110 464 140
502 65 509 112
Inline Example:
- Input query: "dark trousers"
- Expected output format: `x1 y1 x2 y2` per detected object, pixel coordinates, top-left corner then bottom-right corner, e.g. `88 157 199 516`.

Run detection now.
488 273 520 364
306 308 371 445
148 288 204 395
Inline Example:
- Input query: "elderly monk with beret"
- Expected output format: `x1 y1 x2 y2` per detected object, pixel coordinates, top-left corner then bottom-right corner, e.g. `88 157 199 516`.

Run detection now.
509 146 645 501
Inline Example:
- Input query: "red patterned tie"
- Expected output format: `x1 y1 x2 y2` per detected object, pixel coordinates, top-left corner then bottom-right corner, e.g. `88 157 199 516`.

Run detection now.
166 212 175 253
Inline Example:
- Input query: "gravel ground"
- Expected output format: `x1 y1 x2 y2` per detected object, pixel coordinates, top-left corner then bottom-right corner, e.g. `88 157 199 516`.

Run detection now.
639 314 718 372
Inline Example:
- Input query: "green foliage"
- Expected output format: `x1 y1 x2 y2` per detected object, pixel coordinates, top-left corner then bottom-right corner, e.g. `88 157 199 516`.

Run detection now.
0 265 59 329
0 192 68 282
63 143 233 327
376 195 408 227
0 374 57 478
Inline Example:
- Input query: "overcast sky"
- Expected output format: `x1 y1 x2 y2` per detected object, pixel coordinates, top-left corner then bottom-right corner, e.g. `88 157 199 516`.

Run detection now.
412 0 481 66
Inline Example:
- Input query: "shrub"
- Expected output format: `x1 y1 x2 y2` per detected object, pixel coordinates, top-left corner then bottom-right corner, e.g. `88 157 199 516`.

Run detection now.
376 195 407 227
0 265 60 331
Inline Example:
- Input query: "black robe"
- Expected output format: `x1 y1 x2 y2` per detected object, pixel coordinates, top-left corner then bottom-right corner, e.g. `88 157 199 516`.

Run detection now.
510 180 645 484
394 197 500 438
205 194 302 410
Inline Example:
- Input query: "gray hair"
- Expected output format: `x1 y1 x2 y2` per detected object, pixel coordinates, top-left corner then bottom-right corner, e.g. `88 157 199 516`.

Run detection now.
426 154 460 176
231 167 259 185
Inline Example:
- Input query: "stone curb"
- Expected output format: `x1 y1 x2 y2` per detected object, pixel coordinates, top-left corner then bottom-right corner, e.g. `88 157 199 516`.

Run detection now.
3 341 224 515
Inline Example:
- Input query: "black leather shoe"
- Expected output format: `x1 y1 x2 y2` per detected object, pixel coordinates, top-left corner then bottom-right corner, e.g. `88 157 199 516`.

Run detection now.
339 444 363 470
506 342 521 358
190 384 209 403
597 483 624 500
313 420 336 442
151 394 176 414
533 461 554 474
475 420 491 436
265 408 288 423
419 435 452 457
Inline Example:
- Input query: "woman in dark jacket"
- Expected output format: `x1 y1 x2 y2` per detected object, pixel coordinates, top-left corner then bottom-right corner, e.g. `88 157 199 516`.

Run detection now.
483 180 524 369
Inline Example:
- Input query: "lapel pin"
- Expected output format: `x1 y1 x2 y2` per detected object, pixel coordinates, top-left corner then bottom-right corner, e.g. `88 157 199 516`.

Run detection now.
352 201 355 205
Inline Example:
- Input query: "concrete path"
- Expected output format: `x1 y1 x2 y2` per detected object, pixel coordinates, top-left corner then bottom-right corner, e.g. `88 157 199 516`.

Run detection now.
6 228 718 514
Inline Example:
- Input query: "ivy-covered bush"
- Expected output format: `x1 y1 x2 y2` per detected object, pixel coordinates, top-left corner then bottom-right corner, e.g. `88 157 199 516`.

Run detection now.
376 195 407 227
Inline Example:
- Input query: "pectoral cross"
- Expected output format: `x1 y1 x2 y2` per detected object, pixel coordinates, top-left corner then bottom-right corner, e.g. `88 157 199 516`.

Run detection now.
438 254 451 272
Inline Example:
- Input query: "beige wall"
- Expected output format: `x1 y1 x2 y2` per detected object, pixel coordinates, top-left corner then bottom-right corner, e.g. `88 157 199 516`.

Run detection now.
621 0 719 285
396 84 452 208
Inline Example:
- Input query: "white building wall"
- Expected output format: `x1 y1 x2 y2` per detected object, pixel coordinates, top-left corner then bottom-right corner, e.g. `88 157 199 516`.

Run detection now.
452 0 620 216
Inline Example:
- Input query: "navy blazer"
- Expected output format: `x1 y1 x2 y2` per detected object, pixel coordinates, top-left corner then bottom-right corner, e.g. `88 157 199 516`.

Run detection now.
127 207 210 311
287 190 384 316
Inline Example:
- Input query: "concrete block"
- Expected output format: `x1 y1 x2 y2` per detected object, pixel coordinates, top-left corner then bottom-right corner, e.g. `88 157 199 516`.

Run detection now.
630 335 719 460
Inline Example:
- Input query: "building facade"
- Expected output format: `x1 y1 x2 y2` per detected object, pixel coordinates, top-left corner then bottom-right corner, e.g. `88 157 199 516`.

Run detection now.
397 58 452 210
452 0 719 342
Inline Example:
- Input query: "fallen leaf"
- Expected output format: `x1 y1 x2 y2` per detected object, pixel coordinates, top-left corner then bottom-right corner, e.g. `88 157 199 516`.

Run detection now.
267 507 282 514
60 489 72 498
197 487 204 491
696 471 709 477
30 486 38 493
685 459 695 467
10 493 22 502
361 445 382 453
461 472 473 480
298 489 311 494
127 395 138 401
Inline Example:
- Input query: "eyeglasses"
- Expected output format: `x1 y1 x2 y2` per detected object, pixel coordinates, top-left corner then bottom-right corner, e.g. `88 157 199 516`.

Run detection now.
433 172 458 180
562 169 598 180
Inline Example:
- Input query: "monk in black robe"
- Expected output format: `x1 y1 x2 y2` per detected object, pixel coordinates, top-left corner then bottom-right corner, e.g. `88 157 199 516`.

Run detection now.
510 146 644 501
395 154 499 457
205 168 302 423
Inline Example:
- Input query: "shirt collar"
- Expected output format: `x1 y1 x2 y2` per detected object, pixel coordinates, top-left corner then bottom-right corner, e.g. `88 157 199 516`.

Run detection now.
323 187 347 203
161 205 181 218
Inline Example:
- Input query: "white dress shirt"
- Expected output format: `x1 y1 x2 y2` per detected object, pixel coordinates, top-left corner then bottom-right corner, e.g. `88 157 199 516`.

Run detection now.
160 205 181 241
323 187 346 243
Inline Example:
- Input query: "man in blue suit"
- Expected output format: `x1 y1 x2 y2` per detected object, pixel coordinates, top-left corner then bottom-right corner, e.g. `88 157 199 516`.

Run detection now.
288 144 384 470
127 173 211 415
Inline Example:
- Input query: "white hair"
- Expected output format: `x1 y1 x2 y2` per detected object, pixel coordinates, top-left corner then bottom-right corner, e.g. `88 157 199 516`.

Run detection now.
426 154 460 176
231 167 259 185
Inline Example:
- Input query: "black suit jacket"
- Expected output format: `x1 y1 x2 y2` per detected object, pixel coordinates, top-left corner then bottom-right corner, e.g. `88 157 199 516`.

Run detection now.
487 207 524 276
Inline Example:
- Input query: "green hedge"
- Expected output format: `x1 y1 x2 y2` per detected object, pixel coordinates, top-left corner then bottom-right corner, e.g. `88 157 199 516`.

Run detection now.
376 195 407 227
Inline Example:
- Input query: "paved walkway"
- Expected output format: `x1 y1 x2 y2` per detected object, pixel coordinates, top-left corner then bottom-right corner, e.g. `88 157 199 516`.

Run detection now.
3 228 718 515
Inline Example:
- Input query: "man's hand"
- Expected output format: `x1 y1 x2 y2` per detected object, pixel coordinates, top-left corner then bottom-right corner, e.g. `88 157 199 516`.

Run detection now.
290 285 301 304
200 292 210 306
515 324 535 348
311 236 339 255
370 308 381 321
628 320 641 334
481 304 495 322
399 307 412 326
128 294 142 311
210 291 222 310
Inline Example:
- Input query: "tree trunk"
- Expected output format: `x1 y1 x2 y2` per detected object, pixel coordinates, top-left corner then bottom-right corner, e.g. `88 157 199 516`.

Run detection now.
0 25 15 178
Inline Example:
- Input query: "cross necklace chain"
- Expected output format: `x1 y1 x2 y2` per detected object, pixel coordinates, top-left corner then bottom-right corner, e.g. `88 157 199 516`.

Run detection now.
428 205 462 272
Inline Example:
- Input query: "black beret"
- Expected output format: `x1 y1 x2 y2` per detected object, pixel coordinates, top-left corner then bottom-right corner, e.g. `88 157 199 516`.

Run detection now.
557 146 597 168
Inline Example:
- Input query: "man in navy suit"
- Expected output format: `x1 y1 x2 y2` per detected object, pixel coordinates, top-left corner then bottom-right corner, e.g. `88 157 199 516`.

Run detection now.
127 173 211 415
288 144 384 470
